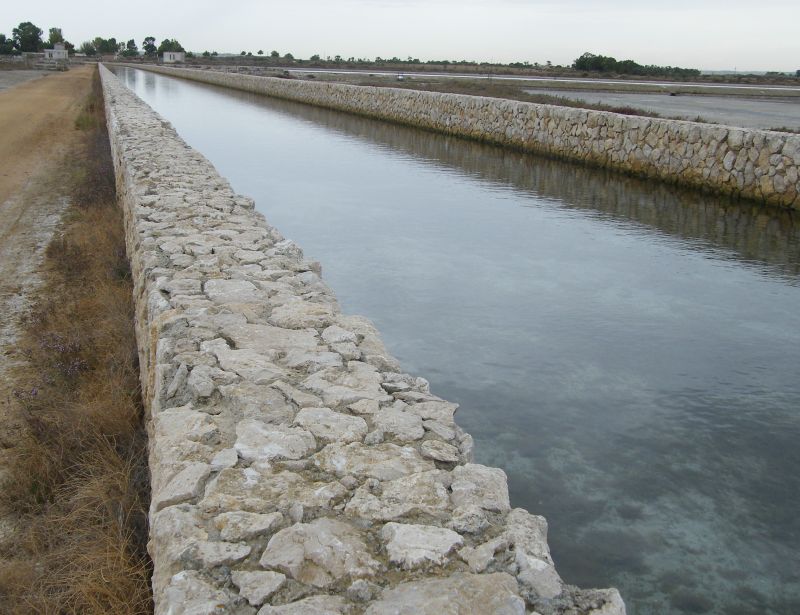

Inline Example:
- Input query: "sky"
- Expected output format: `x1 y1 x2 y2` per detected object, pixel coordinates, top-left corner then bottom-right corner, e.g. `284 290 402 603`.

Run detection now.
4 0 799 72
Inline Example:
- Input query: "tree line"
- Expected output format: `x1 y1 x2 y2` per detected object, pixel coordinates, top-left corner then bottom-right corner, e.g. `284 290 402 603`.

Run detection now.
573 52 701 78
0 20 184 59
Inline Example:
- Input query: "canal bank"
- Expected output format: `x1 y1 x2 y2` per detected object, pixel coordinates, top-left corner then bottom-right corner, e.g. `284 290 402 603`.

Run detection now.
118 64 800 210
100 64 626 614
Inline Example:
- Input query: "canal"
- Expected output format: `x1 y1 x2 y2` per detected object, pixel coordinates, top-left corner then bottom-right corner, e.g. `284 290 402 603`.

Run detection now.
113 66 800 615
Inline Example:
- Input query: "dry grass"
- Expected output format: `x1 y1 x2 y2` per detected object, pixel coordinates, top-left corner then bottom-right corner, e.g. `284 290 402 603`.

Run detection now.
0 71 152 614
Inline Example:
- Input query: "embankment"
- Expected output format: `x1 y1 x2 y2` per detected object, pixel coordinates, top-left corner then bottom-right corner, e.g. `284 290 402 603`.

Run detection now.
123 64 799 210
100 65 626 614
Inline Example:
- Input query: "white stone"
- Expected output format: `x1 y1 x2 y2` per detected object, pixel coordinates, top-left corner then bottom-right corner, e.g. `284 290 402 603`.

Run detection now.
302 363 390 407
293 407 368 443
514 550 563 599
216 348 286 384
260 518 381 587
269 300 336 329
372 408 425 442
380 522 463 569
459 536 509 573
281 348 343 372
188 540 252 567
209 447 238 471
419 439 460 462
321 325 357 344
448 505 490 534
450 463 511 512
231 570 286 606
407 400 458 425
363 572 526 615
257 595 347 615
221 322 319 353
214 511 283 541
422 420 456 441
235 420 316 462
345 470 451 521
163 571 237 615
153 462 211 512
204 278 262 303
313 442 434 481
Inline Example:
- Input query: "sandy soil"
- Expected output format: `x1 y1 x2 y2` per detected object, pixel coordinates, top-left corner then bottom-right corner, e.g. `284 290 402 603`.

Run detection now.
0 66 94 542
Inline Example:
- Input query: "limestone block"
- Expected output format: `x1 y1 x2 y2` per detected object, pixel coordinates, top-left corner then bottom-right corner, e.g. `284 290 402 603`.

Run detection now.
293 407 368 443
215 348 286 385
260 518 381 587
162 571 238 615
363 572 526 615
257 595 347 615
187 540 252 567
407 400 458 425
321 324 357 344
380 522 463 569
218 382 295 423
281 348 343 373
313 442 434 481
202 467 347 514
231 571 286 606
235 420 316 462
371 407 425 442
268 299 337 329
459 536 509 573
204 278 263 304
302 363 391 407
419 439 460 462
345 470 451 521
450 464 511 512
221 322 319 353
214 511 284 541
153 462 212 512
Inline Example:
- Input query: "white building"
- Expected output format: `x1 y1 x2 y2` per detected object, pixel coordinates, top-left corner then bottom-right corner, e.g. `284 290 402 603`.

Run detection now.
44 43 69 61
163 51 185 63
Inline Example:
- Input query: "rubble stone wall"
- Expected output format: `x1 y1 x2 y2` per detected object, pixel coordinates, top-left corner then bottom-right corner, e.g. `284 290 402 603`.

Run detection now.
129 64 800 210
100 65 624 614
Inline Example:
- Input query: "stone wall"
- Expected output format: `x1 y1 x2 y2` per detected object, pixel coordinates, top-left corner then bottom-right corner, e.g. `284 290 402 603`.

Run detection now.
100 65 626 614
126 64 800 210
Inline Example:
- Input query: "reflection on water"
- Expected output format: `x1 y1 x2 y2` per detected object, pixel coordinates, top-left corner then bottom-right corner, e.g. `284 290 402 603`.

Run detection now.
114 67 800 615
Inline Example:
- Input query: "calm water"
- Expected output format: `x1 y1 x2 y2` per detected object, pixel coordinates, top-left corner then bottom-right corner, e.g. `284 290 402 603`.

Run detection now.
114 67 800 615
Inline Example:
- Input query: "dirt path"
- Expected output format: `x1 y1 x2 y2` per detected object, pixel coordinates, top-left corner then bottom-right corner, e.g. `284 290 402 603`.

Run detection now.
0 66 94 543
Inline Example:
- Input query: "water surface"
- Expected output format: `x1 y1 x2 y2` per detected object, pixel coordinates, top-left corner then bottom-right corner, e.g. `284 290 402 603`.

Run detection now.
114 67 800 615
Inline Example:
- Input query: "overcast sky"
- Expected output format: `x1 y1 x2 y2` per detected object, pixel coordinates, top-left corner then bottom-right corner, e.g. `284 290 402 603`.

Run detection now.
4 0 799 71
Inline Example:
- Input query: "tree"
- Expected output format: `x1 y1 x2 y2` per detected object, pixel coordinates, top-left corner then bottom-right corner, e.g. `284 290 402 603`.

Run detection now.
120 39 139 57
211 51 218 56
258 49 263 55
93 37 120 55
310 54 320 61
142 36 157 57
283 52 294 61
12 22 43 52
48 27 64 46
202 50 211 57
78 41 96 56
157 38 184 55
240 50 246 55
0 34 17 55
270 50 279 58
